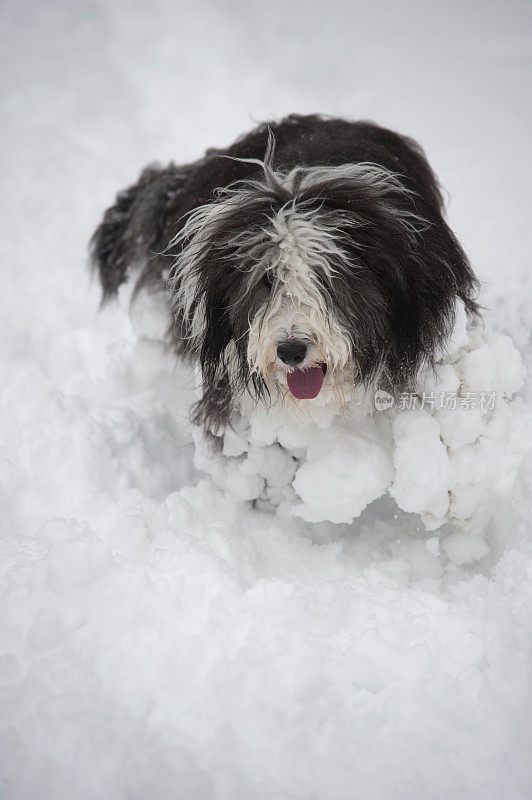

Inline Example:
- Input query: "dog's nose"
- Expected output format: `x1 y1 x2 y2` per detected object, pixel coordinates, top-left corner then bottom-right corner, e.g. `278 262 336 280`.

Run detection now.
277 340 307 366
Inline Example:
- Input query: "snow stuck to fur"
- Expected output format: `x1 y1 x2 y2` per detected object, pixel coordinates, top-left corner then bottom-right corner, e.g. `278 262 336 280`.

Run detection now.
2 1 532 798
199 312 527 539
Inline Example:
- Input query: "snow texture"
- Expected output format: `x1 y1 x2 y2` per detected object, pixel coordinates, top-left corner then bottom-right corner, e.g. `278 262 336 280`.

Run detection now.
1 1 532 799
199 313 526 533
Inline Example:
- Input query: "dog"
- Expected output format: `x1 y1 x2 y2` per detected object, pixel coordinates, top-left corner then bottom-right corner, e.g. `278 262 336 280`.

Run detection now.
91 114 479 435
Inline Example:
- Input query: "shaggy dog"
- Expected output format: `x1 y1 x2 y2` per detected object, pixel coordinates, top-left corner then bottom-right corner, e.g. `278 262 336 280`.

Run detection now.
91 114 478 433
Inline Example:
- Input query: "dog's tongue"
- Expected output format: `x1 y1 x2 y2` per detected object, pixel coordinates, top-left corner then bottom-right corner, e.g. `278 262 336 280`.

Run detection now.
286 366 325 400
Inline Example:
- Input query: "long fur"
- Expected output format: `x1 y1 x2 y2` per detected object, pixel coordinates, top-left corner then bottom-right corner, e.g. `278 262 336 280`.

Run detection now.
90 114 478 431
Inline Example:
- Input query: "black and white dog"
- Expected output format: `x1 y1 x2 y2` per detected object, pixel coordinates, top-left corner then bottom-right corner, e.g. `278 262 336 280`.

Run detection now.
91 114 478 433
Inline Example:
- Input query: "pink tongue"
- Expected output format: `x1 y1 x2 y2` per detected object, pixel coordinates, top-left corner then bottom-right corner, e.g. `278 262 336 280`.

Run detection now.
286 366 325 400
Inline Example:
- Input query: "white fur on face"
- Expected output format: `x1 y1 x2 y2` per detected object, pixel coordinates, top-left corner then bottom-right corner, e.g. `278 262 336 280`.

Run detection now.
245 204 355 405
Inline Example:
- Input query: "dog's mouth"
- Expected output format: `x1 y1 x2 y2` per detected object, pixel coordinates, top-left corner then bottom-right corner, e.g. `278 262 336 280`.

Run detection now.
286 363 327 400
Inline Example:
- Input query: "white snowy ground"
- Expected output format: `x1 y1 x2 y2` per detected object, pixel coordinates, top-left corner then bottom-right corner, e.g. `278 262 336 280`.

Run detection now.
1 1 532 798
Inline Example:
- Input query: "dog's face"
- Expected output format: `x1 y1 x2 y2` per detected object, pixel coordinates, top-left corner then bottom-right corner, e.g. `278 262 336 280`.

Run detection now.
243 201 357 407
169 154 471 426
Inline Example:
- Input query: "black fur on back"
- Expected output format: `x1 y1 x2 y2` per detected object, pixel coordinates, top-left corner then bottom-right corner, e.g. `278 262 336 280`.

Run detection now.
89 162 195 303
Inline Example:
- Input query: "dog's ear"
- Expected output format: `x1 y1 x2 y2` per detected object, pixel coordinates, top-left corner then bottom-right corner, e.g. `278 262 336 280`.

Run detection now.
89 164 190 303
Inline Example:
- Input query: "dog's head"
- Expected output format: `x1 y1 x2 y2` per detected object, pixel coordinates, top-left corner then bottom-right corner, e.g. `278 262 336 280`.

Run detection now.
169 142 477 428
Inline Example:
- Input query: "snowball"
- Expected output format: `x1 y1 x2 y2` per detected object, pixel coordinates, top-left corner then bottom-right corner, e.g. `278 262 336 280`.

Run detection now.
389 410 453 522
458 334 524 396
437 407 485 450
487 334 525 395
248 443 298 489
443 532 491 565
419 363 460 395
222 425 249 458
292 425 394 523
459 344 499 393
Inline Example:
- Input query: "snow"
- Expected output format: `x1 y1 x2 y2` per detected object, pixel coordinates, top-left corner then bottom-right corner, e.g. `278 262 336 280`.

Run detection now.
442 531 491 566
389 408 453 521
1 1 532 798
292 420 394 523
198 317 525 533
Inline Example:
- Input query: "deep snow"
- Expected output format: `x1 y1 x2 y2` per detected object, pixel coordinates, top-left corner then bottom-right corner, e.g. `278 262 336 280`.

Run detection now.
1 1 532 798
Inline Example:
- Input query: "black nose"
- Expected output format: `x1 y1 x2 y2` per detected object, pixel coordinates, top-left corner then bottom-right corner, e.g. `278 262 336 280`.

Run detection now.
277 340 307 366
